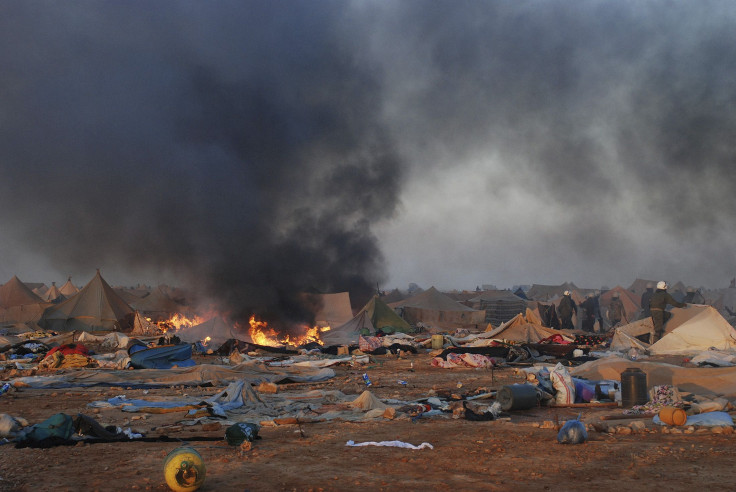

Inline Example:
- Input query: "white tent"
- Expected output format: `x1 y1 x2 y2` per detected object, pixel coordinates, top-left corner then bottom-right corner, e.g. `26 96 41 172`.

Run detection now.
649 306 736 355
313 292 353 328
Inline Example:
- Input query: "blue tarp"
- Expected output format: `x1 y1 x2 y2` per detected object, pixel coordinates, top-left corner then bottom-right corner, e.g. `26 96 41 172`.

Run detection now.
128 343 196 369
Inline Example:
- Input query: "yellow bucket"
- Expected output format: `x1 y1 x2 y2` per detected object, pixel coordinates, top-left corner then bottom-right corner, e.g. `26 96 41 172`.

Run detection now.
431 335 444 350
659 406 687 426
163 446 206 492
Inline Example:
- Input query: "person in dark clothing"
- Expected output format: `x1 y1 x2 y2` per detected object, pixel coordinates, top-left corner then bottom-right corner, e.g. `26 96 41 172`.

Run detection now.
640 283 655 320
607 292 627 328
541 303 561 330
581 294 597 332
557 291 577 330
683 287 705 304
650 281 687 343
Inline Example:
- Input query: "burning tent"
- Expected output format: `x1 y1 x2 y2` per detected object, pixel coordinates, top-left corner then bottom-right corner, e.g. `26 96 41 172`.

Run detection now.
176 316 253 349
127 286 182 321
130 311 163 337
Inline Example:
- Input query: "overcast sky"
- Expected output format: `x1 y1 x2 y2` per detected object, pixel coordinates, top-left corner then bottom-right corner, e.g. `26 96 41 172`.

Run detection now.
2 1 736 309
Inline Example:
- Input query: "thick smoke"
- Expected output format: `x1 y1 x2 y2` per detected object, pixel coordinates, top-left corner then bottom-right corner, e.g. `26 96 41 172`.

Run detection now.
2 0 736 307
0 1 399 327
366 1 736 287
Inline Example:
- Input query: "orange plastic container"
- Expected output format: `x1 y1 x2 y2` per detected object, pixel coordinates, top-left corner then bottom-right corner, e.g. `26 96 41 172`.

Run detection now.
659 406 687 426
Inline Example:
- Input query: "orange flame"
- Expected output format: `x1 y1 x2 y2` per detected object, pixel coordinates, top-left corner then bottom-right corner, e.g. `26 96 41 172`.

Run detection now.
248 315 330 347
157 313 206 332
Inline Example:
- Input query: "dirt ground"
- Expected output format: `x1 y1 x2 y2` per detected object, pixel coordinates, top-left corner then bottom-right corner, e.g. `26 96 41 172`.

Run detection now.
2 351 736 492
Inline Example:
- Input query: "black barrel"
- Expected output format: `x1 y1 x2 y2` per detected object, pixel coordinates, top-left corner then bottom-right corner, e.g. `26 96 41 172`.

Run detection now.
497 384 539 411
620 367 648 408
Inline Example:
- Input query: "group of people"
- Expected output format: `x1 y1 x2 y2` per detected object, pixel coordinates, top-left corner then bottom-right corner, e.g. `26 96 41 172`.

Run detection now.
552 281 696 343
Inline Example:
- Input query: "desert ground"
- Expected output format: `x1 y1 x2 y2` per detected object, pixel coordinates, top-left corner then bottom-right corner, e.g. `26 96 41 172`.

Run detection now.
2 348 736 492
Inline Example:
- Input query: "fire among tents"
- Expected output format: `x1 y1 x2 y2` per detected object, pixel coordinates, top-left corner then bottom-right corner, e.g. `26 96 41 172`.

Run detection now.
157 313 206 332
246 315 330 347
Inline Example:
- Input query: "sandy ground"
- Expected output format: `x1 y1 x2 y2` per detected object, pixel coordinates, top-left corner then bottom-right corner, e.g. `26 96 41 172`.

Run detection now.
2 351 736 492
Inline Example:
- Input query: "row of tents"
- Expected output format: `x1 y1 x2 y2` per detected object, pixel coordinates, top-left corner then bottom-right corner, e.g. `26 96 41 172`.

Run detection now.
0 271 184 333
3 271 736 353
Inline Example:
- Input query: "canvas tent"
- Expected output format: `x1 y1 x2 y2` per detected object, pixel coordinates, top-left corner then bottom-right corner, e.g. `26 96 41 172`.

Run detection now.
627 278 658 297
609 318 655 352
0 276 43 309
610 305 736 355
649 305 736 355
389 286 486 331
525 282 578 301
321 295 412 347
40 270 134 332
32 284 49 299
130 311 163 337
0 276 50 326
128 286 181 320
43 282 66 303
58 277 80 297
483 311 571 343
467 290 527 327
312 292 353 329
176 316 253 348
599 285 641 325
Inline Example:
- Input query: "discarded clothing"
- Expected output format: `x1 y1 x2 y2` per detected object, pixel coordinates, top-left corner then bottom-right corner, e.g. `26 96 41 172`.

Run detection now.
431 353 495 368
358 336 384 353
624 384 682 415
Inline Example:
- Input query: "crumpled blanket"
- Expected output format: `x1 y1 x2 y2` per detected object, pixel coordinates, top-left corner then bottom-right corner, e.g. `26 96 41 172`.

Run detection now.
539 334 572 345
359 336 383 353
431 353 495 368
39 351 96 370
345 440 433 450
624 384 683 415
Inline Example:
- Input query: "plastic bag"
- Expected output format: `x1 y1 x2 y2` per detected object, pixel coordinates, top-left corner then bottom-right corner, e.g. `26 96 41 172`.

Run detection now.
557 413 587 444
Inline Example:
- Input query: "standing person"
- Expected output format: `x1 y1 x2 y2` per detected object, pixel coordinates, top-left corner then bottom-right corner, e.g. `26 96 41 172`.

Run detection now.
557 290 577 331
541 303 561 330
683 287 705 304
640 282 655 320
607 292 627 329
581 294 597 332
650 281 687 344
592 290 604 332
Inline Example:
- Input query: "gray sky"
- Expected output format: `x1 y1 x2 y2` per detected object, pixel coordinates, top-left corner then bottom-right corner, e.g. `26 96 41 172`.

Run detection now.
1 1 736 314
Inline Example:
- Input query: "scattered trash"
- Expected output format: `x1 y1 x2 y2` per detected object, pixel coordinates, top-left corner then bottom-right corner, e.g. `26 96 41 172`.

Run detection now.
557 414 588 444
225 422 260 446
346 440 433 450
497 384 539 411
362 373 372 387
659 406 687 426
